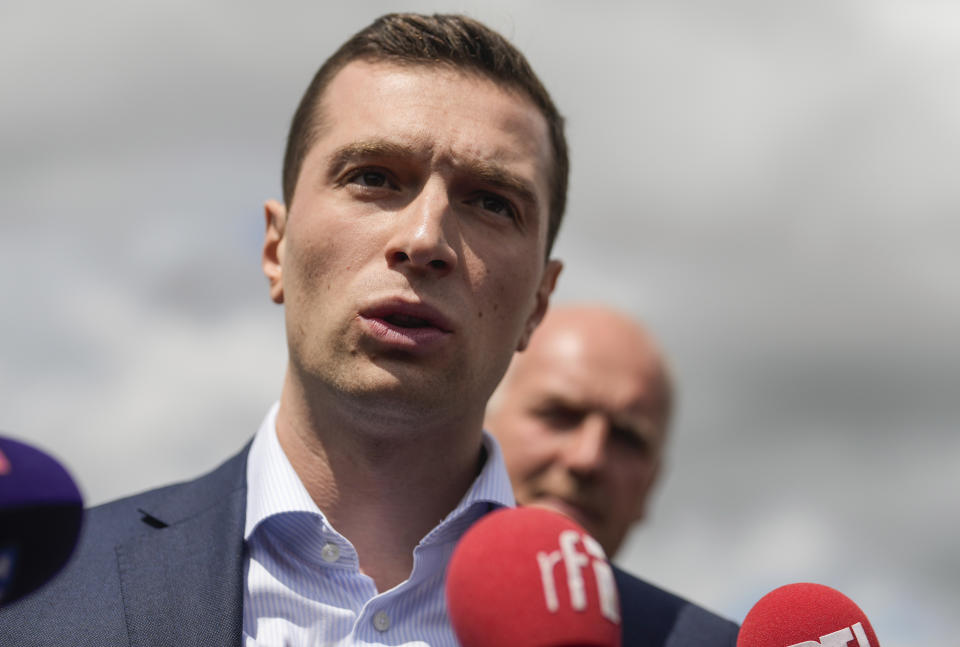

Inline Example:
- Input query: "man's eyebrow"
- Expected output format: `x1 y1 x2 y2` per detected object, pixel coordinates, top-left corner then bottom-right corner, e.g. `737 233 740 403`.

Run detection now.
325 138 541 212
326 139 418 178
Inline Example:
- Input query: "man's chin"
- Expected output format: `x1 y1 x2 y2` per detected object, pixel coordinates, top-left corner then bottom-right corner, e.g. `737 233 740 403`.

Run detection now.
525 498 599 536
331 364 473 421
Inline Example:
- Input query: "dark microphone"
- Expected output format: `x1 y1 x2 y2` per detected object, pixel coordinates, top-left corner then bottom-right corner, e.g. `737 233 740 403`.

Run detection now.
0 435 83 605
446 506 621 647
737 582 880 647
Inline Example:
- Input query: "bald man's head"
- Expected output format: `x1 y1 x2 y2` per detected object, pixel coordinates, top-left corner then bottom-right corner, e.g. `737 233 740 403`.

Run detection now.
486 305 673 556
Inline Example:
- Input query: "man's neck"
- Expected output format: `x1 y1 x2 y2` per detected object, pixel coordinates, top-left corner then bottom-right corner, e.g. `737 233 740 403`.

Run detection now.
274 376 484 592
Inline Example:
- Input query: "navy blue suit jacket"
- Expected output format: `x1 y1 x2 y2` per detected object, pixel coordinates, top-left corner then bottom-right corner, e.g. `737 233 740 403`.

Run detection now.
0 445 737 646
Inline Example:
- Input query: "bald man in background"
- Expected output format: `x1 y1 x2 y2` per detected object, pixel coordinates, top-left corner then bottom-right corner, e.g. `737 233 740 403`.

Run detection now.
486 304 673 557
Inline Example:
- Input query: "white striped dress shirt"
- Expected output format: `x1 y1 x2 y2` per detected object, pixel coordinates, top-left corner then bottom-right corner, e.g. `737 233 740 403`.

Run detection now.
242 403 516 646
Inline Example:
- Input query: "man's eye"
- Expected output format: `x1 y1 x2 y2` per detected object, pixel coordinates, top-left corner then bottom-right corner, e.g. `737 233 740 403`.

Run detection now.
610 424 651 454
347 169 394 189
537 405 583 430
469 193 517 220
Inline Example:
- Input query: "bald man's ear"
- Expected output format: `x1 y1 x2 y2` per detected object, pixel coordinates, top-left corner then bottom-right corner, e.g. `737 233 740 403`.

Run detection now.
262 200 287 304
516 259 562 352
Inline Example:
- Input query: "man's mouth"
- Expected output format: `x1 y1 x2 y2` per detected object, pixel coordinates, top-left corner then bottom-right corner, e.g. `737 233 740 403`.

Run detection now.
358 298 453 349
383 313 433 329
361 298 453 331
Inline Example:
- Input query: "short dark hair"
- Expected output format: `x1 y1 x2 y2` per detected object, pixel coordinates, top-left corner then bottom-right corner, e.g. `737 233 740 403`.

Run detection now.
281 13 568 255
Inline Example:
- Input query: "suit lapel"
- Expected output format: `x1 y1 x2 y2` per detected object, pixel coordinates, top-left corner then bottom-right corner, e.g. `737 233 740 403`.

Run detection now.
116 447 249 647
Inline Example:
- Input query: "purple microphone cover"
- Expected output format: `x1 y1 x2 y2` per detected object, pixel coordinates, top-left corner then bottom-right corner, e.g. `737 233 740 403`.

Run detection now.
0 436 82 508
0 435 84 604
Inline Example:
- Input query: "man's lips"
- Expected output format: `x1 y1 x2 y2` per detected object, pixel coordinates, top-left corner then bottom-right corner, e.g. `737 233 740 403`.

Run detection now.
358 299 453 349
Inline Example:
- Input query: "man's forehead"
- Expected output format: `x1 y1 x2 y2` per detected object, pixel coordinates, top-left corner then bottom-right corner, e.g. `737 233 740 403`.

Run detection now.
529 316 665 380
523 371 654 413
514 341 664 414
316 60 544 140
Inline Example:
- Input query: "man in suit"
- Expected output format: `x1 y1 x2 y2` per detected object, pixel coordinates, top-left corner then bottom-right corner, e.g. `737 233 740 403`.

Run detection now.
1 13 737 646
486 305 674 558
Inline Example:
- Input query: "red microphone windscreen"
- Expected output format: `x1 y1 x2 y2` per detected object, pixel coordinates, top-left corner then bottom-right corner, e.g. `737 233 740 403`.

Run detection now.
446 506 621 647
737 582 879 647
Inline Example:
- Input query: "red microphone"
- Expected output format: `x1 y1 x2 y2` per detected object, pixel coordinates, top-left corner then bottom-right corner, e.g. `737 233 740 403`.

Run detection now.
737 582 879 647
446 506 621 647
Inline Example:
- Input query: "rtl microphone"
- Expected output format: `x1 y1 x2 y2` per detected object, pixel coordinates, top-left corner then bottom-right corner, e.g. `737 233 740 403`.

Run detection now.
446 506 621 647
0 435 84 605
737 582 880 647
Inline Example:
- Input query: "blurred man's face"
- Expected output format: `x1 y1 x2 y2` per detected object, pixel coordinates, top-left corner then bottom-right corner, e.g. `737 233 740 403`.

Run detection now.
487 313 669 555
262 61 561 425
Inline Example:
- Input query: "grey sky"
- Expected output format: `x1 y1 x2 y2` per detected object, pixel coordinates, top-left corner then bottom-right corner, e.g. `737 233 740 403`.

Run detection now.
2 2 957 644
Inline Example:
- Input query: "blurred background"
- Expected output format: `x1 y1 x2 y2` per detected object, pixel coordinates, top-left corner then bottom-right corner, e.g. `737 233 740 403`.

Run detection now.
2 1 957 643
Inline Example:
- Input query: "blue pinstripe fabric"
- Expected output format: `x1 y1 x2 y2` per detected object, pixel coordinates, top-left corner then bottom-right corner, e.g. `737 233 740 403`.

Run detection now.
242 404 515 646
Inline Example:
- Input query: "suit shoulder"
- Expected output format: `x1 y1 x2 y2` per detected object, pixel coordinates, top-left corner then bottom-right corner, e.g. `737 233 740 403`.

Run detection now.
614 566 739 647
87 441 250 534
0 444 250 646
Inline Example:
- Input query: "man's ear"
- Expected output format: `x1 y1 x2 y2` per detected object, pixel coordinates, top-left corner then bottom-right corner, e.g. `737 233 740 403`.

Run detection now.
516 259 562 352
262 200 287 304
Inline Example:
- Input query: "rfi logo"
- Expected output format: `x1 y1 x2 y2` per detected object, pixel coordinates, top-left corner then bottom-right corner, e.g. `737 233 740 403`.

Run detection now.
788 622 873 647
536 529 619 623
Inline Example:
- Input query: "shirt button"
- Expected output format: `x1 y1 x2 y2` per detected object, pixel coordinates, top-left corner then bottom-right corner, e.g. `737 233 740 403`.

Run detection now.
320 542 340 563
373 610 390 632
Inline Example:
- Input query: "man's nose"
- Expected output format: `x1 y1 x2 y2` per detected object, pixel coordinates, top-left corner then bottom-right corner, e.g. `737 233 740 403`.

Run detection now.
385 178 458 276
560 414 609 475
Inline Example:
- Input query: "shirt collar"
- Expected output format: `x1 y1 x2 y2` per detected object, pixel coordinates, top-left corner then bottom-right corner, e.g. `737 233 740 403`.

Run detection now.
244 402 516 543
244 402 323 539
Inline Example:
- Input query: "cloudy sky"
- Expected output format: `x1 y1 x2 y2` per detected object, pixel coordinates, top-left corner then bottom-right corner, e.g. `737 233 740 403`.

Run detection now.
2 1 957 644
